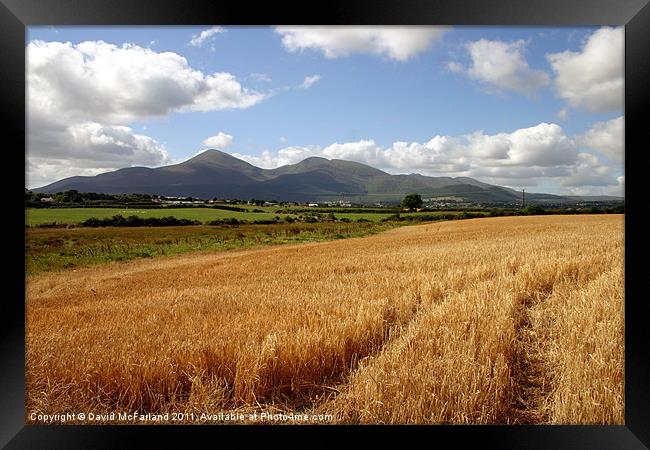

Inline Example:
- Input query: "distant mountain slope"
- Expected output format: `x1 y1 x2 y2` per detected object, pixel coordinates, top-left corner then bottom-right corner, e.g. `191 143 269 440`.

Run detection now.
32 149 622 204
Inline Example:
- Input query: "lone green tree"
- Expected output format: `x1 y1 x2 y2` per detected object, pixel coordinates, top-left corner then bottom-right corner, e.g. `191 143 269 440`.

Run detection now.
402 193 423 210
522 204 545 215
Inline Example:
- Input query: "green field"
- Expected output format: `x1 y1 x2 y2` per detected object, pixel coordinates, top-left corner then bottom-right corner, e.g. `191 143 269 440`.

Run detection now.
25 207 396 226
26 221 399 275
324 212 391 221
25 207 498 275
26 207 282 226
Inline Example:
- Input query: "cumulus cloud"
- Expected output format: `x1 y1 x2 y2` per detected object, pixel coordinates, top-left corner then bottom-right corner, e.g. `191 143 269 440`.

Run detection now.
230 122 585 184
27 159 112 190
228 120 623 194
231 146 319 169
578 116 624 163
456 39 550 95
298 75 321 89
27 40 266 187
492 123 576 166
561 152 617 187
202 132 233 149
275 26 448 61
26 121 172 188
189 26 225 47
546 27 623 112
27 40 265 124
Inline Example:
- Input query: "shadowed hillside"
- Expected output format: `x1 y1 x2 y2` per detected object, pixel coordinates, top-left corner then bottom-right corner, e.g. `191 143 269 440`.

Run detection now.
33 149 611 205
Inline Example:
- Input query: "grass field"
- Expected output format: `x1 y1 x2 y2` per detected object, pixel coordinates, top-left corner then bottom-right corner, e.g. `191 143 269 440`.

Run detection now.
26 207 283 225
26 207 399 226
26 222 398 275
25 215 624 424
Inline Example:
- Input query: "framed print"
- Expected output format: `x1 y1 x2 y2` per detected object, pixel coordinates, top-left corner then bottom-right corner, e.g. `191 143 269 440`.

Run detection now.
3 0 648 447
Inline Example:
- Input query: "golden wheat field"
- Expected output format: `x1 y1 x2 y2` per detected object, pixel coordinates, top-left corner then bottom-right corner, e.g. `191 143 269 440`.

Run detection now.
25 215 624 424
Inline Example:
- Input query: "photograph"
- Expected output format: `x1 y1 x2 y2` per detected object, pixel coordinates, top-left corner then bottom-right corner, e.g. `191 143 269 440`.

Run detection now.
23 23 627 427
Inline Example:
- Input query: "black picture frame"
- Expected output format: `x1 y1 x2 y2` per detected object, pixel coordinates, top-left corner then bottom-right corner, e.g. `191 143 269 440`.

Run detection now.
4 0 648 447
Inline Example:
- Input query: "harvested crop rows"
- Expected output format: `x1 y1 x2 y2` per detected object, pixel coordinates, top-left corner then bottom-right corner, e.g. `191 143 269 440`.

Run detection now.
26 215 624 424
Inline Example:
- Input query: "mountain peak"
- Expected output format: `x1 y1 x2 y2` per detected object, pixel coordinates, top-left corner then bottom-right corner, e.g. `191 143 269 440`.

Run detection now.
179 149 259 169
301 156 329 162
188 149 237 162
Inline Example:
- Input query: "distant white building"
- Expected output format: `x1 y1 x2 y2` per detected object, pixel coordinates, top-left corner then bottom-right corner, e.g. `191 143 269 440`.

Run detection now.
325 200 352 207
308 203 319 207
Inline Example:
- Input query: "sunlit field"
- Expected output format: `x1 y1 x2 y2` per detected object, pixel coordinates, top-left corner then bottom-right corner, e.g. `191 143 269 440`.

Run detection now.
25 207 397 226
25 222 397 275
26 215 624 424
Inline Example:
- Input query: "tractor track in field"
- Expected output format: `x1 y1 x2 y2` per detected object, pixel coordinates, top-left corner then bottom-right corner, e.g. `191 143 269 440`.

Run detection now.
507 288 554 424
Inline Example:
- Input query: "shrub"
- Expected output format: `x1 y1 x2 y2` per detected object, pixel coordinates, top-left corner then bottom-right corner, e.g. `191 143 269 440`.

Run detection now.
457 212 484 220
207 218 243 226
35 222 63 228
382 214 404 222
522 205 546 216
81 215 201 227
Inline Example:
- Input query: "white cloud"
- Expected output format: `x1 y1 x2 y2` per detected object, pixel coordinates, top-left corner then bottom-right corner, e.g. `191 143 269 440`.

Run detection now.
556 108 568 121
298 74 321 89
578 116 624 163
27 122 172 188
27 115 171 166
27 40 266 125
494 123 576 166
231 146 319 168
189 26 225 47
561 152 617 187
202 132 233 149
546 27 623 112
27 159 110 190
445 61 464 73
462 39 550 95
227 121 624 194
26 40 267 187
229 122 585 187
275 26 448 61
188 72 266 112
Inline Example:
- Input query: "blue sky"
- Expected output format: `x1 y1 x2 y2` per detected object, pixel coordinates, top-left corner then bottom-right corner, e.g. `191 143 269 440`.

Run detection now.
26 26 624 196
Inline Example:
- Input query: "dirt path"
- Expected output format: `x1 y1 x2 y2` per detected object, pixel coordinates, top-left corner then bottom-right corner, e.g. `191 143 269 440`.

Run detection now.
508 290 553 424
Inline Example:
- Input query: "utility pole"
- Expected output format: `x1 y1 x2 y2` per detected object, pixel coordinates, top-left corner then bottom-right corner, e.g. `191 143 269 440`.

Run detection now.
522 189 526 209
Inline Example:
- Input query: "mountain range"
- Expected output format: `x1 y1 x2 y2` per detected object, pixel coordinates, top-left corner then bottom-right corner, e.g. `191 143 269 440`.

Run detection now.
33 149 622 205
